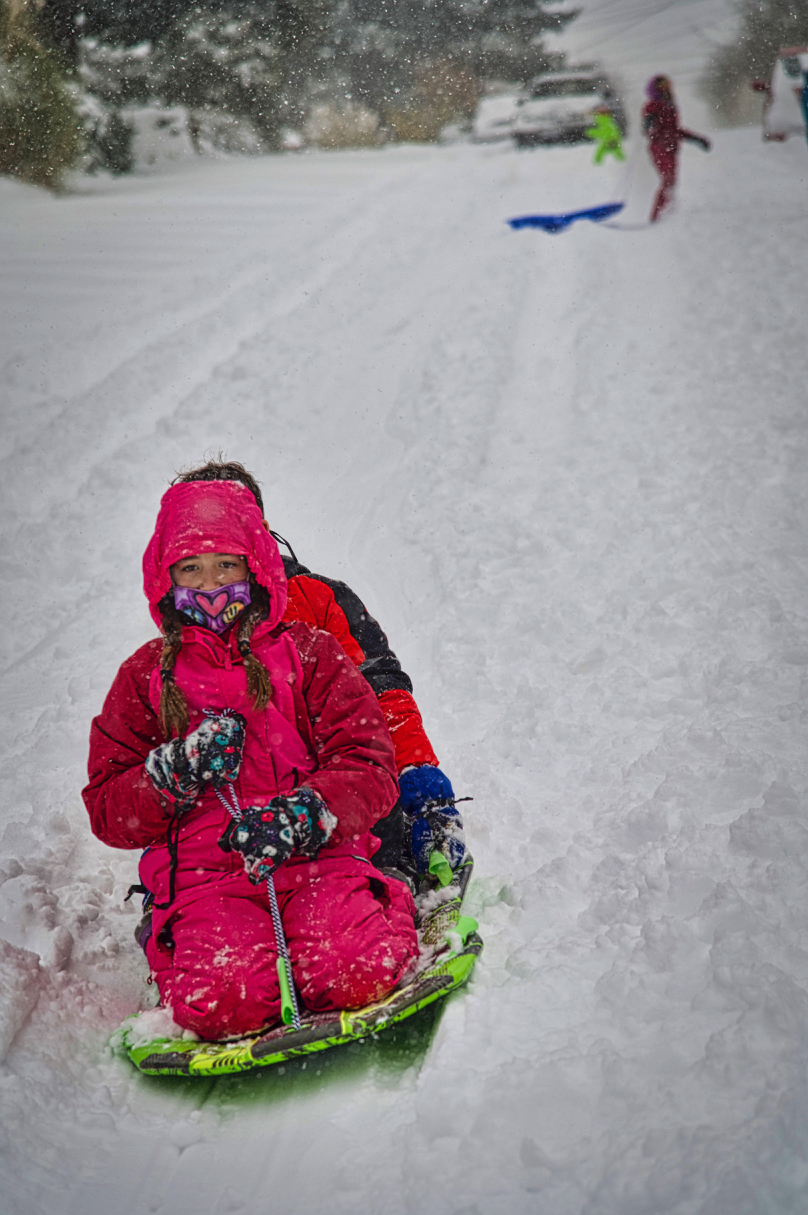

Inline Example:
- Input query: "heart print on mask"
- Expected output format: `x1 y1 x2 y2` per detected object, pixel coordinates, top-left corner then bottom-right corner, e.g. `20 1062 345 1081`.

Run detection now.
173 580 252 635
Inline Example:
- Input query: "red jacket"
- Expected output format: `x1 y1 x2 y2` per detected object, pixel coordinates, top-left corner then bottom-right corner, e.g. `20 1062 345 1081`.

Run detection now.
642 99 699 154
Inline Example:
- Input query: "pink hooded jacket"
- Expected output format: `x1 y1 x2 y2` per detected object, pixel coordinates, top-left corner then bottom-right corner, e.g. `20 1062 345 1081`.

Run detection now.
83 482 398 915
142 480 288 628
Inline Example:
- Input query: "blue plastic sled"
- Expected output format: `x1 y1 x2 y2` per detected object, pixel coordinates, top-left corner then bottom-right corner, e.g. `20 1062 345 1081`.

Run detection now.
508 203 624 234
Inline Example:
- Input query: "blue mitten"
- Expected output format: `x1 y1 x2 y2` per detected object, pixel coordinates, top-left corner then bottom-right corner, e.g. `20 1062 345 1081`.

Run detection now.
146 711 246 808
398 765 466 876
220 788 336 884
398 765 454 814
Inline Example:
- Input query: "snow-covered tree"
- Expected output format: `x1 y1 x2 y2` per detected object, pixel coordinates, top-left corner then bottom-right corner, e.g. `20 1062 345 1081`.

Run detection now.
311 0 576 137
52 1 327 148
325 0 575 109
36 0 578 159
153 10 286 145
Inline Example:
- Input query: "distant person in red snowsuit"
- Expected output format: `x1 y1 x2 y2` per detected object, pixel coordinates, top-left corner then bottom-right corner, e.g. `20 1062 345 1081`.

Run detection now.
642 75 711 222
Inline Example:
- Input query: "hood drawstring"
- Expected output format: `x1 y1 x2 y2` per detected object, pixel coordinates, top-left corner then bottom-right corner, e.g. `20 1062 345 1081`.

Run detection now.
269 530 298 564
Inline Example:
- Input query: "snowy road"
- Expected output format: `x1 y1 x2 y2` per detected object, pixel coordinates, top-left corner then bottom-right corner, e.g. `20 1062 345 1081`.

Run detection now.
2 126 808 1214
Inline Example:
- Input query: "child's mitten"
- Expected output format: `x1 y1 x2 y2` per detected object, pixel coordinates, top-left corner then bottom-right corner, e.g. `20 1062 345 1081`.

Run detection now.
220 788 336 884
145 737 198 807
398 765 454 815
187 711 246 786
398 765 466 876
410 802 466 876
145 711 246 809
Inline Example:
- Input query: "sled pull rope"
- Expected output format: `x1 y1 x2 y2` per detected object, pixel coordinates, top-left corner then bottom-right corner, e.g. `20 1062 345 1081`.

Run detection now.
215 786 301 1029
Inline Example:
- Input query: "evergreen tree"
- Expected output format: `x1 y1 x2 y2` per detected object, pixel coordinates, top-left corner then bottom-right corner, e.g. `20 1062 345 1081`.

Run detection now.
38 0 328 61
324 0 575 110
153 3 327 144
43 1 329 145
35 0 577 158
40 0 207 57
152 8 286 145
0 0 82 189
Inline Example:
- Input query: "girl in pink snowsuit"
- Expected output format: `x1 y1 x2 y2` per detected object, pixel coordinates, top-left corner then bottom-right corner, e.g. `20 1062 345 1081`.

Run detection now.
643 76 711 222
83 480 418 1040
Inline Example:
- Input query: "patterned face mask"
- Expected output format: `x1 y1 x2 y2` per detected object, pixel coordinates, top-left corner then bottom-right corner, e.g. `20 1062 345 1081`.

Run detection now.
172 580 251 634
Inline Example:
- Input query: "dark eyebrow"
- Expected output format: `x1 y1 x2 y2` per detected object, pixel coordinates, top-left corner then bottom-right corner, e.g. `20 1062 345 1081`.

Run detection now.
172 553 244 564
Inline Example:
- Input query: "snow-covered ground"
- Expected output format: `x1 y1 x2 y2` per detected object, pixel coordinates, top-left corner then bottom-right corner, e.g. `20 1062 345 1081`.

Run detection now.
3 64 808 1215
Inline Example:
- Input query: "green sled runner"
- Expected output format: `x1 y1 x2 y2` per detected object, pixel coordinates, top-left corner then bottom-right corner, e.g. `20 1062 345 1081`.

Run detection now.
120 855 482 1078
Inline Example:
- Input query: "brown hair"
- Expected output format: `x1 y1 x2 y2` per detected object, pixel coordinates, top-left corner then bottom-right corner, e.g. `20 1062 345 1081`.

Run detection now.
157 483 273 737
171 457 264 513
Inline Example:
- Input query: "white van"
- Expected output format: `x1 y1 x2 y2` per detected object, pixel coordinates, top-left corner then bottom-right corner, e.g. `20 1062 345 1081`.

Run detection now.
511 70 625 148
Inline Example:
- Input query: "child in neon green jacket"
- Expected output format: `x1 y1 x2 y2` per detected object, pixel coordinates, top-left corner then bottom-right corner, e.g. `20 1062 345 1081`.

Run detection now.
587 109 625 164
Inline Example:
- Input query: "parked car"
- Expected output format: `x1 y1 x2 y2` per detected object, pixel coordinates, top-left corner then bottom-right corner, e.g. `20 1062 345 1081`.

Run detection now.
471 92 521 142
751 46 808 141
512 70 624 148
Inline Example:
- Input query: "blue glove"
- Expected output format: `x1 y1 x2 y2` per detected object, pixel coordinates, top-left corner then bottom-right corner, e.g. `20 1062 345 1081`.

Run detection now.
398 766 466 876
220 788 336 884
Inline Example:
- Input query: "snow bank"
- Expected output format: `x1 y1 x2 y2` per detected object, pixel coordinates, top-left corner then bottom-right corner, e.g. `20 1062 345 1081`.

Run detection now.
122 105 196 169
0 940 41 1063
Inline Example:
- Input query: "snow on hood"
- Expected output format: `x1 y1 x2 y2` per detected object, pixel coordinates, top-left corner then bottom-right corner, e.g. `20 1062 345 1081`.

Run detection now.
142 480 288 629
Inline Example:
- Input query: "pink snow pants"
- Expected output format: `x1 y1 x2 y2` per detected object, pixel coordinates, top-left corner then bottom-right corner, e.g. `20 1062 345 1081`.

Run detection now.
145 855 418 1040
650 146 677 222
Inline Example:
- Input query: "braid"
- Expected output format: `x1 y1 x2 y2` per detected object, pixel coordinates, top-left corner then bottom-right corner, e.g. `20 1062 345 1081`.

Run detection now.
237 583 272 711
158 596 190 738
